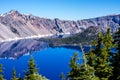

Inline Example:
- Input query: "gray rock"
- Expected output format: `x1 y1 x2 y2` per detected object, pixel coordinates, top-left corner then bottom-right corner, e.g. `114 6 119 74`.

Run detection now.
0 10 120 41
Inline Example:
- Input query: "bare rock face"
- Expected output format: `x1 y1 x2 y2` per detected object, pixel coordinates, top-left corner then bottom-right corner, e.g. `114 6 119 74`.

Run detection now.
0 10 120 41
0 10 120 58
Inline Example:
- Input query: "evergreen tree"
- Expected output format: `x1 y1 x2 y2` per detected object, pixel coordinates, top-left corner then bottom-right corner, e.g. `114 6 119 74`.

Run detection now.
79 45 97 80
67 48 96 80
0 64 5 80
18 74 23 80
60 72 65 80
11 68 18 80
112 28 120 80
25 57 38 76
24 56 48 80
63 28 114 80
67 52 80 79
86 28 113 80
78 64 98 80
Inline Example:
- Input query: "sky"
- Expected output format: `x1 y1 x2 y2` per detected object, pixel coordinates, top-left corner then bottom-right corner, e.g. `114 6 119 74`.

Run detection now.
0 0 120 20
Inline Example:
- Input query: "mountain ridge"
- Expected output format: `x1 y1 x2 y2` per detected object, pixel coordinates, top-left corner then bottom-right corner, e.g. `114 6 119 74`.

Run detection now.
1 10 119 21
0 10 120 58
0 10 120 41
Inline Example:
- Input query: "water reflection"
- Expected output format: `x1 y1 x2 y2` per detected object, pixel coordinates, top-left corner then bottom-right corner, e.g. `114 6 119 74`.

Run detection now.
0 39 48 59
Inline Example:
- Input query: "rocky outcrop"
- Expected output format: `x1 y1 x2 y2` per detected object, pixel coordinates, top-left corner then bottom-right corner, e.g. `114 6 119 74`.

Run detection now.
0 10 120 41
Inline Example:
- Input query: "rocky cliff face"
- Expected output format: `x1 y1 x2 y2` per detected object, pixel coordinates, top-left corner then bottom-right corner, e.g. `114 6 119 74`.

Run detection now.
0 10 120 41
0 10 120 58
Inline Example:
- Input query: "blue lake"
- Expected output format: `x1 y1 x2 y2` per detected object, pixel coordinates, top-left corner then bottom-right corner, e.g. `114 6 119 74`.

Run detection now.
0 47 83 80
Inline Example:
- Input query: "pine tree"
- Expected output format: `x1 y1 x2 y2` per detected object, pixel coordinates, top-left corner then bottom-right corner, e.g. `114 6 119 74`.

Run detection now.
79 44 97 80
60 72 65 80
67 48 96 80
64 28 113 80
11 68 18 80
24 56 48 80
95 28 113 79
86 28 113 80
18 74 23 80
78 64 98 80
25 57 38 76
67 52 80 79
0 64 5 80
112 28 120 80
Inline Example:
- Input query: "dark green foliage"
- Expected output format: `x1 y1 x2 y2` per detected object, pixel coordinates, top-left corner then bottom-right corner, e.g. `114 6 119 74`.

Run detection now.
68 53 80 79
25 56 38 76
11 68 18 80
78 64 98 80
39 26 100 46
18 74 23 80
49 42 54 47
24 56 48 80
79 45 97 80
86 28 113 80
66 28 114 80
112 28 120 80
104 28 114 51
0 64 5 80
60 26 99 45
60 72 65 80
24 74 47 80
67 52 97 80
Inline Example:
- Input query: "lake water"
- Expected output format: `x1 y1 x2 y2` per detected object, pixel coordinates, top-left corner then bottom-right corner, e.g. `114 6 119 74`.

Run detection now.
0 47 83 80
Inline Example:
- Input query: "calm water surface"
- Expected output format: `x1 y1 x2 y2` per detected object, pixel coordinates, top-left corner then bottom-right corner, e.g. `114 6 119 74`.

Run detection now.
0 47 83 80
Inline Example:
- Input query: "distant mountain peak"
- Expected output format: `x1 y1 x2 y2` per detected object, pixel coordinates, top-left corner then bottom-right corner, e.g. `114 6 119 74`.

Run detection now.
9 10 19 13
4 10 21 16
